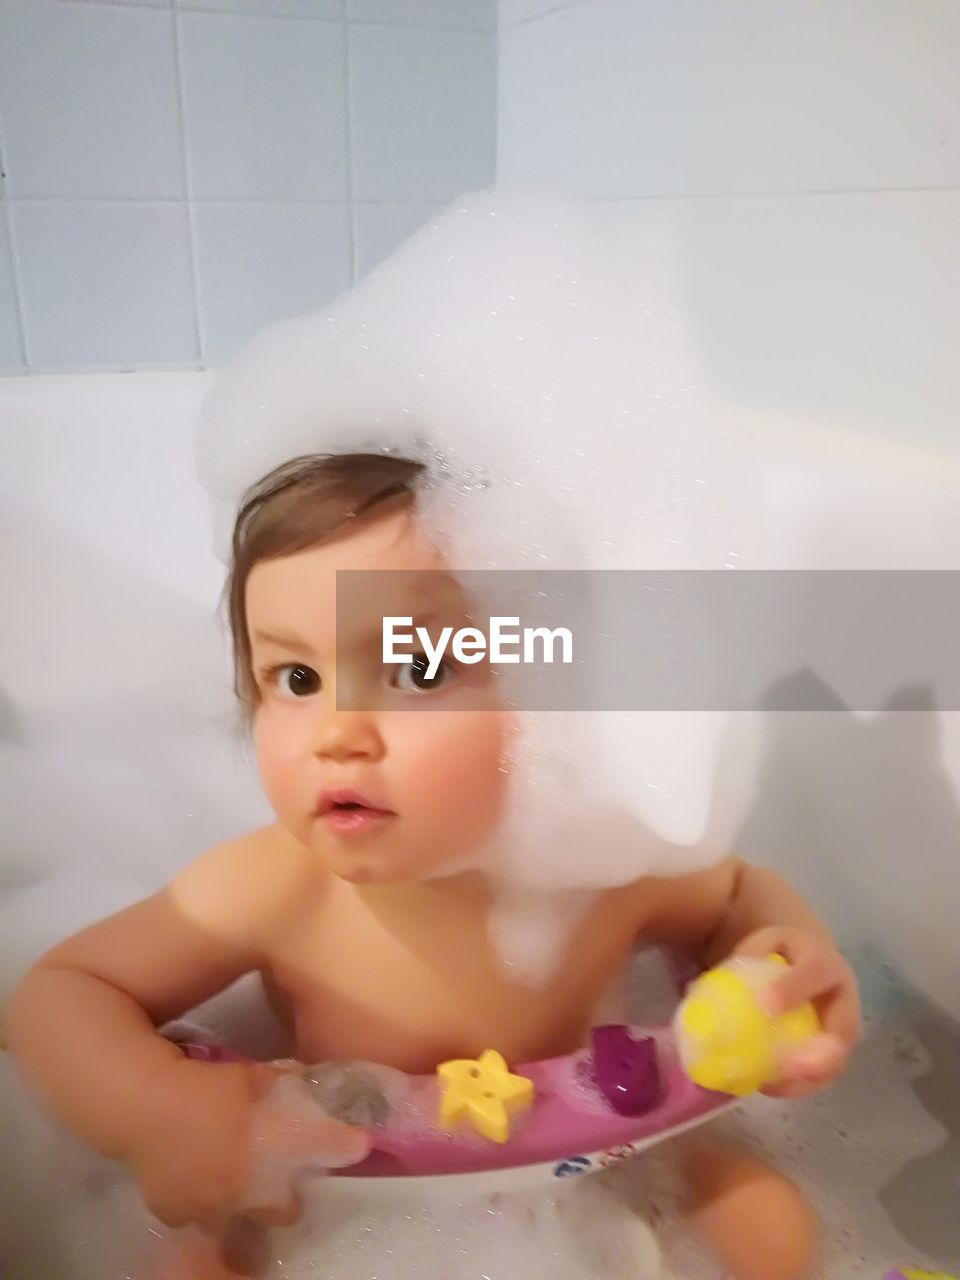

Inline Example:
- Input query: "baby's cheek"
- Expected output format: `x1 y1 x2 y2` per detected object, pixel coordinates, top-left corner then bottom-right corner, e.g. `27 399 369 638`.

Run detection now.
398 714 507 814
254 715 303 810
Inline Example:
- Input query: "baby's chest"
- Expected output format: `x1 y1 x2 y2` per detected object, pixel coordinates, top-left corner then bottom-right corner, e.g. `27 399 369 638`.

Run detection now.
267 896 638 1074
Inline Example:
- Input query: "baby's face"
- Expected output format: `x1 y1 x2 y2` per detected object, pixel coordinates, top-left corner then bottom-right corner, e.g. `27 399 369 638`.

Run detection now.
246 504 510 884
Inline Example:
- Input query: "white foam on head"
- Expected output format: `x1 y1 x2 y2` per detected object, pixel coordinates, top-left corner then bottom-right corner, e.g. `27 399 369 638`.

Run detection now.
195 190 760 966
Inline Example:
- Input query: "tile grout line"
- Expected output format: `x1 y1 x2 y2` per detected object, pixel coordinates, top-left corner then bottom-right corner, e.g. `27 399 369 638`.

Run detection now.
0 104 31 367
500 0 592 30
0 360 209 377
344 15 358 283
3 204 30 367
11 187 949 206
587 185 960 202
5 196 456 206
170 5 205 364
63 0 493 32
9 184 960 207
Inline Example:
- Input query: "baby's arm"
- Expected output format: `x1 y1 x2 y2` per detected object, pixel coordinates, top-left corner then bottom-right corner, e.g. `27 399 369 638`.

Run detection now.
6 836 271 1153
642 858 830 960
4 830 356 1227
643 857 861 1094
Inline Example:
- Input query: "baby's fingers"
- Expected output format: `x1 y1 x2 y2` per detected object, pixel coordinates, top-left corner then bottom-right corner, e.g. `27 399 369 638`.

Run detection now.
758 1033 849 1099
254 1075 372 1168
760 1077 826 1100
782 1032 849 1080
216 1213 275 1275
818 981 863 1049
239 1075 372 1218
764 948 848 1016
733 927 850 1016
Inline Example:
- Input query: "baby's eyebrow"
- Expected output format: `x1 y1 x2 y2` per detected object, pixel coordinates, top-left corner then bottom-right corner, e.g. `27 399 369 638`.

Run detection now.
350 610 440 646
251 629 315 657
342 609 474 655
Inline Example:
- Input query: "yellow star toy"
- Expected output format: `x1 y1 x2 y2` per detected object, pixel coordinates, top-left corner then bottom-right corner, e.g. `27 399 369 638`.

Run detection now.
437 1049 535 1144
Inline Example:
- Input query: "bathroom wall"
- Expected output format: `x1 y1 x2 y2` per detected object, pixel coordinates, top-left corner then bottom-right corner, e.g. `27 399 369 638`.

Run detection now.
499 0 960 1033
498 0 960 457
0 0 496 373
495 21 960 1257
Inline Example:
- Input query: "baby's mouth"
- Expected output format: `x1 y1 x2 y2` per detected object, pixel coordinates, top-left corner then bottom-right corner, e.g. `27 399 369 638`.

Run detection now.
316 789 396 835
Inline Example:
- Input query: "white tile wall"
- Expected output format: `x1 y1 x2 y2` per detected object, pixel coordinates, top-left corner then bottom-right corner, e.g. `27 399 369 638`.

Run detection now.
350 24 496 202
0 1 183 200
498 0 960 199
177 1 342 16
193 202 352 362
348 0 495 28
12 202 197 368
0 0 495 372
498 0 586 26
613 191 958 453
0 212 24 371
178 10 348 201
495 1 960 461
354 202 443 278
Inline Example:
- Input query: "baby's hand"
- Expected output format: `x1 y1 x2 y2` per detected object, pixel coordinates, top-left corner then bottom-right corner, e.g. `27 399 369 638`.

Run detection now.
733 926 862 1098
126 1057 369 1230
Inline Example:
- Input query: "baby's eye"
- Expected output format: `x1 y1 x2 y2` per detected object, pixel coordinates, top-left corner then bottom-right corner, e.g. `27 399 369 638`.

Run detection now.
391 653 452 694
270 663 321 699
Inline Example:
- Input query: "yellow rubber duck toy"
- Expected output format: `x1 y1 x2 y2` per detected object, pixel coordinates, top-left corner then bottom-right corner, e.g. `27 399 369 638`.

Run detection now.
675 954 820 1097
885 1270 957 1280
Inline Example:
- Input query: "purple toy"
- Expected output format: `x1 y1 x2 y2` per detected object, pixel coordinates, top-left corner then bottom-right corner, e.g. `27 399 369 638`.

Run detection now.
589 1025 660 1117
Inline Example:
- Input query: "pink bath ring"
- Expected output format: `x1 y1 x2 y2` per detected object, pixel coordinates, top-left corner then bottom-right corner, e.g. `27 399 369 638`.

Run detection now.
329 1023 735 1181
180 1020 736 1183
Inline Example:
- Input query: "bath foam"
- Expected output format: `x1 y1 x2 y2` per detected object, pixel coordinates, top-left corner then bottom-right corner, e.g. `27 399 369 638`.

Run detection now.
617 1018 952 1280
1 948 947 1279
194 191 762 973
261 1172 661 1280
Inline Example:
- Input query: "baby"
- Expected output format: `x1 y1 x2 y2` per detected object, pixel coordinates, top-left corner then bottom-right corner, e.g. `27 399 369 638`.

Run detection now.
6 451 860 1280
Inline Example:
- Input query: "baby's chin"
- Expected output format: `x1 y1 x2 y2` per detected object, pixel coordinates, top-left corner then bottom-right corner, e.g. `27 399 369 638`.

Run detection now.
325 844 486 886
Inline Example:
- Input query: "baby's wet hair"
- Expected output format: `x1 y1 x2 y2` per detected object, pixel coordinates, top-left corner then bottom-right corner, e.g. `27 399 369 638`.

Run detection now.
226 451 425 711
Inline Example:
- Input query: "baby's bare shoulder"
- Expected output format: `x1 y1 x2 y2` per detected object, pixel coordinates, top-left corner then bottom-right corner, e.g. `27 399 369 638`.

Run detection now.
170 823 322 947
626 856 742 948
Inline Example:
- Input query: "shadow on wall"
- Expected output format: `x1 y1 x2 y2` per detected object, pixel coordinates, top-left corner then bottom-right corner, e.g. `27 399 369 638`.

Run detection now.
0 684 24 748
879 988 960 1264
736 671 960 1264
738 669 960 1027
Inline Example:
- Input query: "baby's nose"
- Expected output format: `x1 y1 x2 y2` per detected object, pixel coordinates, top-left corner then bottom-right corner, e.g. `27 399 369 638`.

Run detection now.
313 707 383 761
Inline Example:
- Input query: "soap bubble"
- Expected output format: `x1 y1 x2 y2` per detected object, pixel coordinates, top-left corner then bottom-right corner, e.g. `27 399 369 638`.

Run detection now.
264 1171 661 1280
194 190 761 936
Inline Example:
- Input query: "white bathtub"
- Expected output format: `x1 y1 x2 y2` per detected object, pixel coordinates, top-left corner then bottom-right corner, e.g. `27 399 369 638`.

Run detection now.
1 370 959 1276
